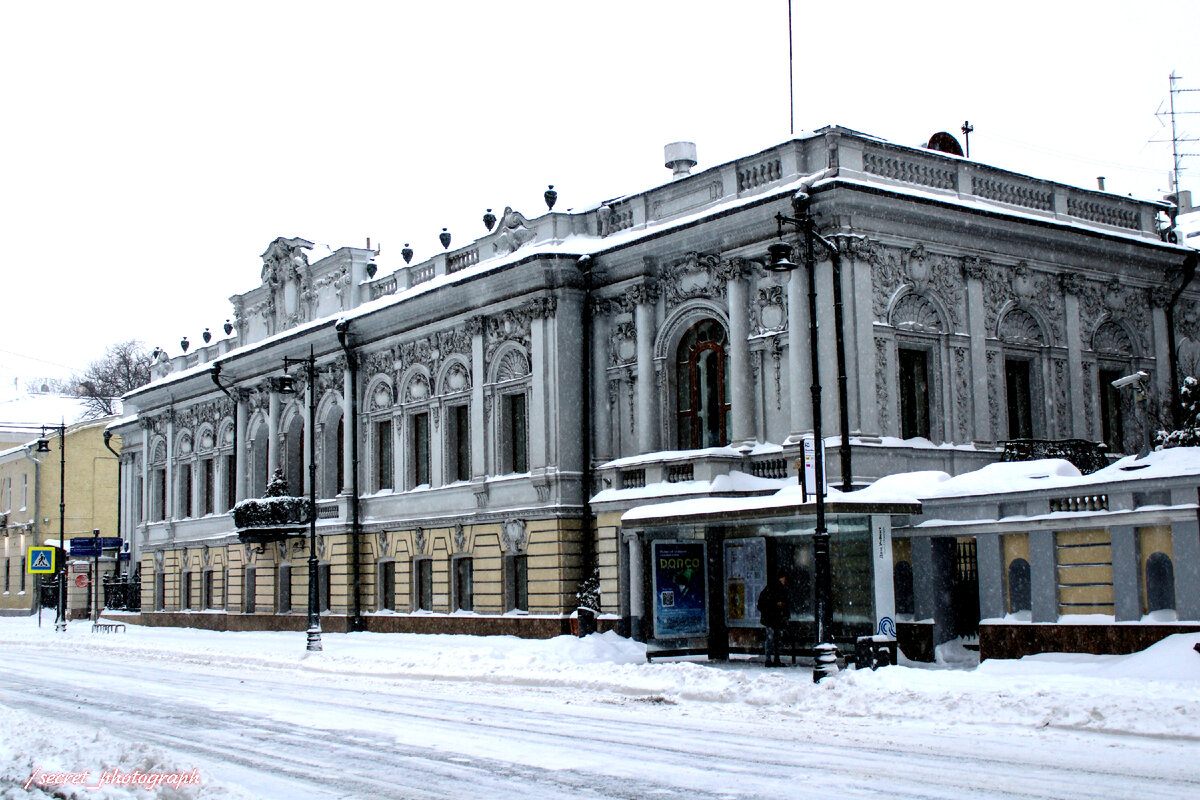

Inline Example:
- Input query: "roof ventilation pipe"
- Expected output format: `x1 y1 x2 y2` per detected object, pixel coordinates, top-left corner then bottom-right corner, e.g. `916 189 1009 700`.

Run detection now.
664 142 697 179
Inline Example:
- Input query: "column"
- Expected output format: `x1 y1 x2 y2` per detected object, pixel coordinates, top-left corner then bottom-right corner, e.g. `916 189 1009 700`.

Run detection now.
468 316 487 478
303 379 314 496
633 284 659 454
1110 525 1140 622
975 533 1005 622
592 304 612 462
530 310 547 470
1029 530 1058 623
165 412 175 520
235 394 248 502
963 259 992 443
267 388 280 479
1171 520 1200 620
1061 274 1086 438
140 422 151 522
342 366 355 494
787 266 811 439
627 534 645 641
726 261 754 445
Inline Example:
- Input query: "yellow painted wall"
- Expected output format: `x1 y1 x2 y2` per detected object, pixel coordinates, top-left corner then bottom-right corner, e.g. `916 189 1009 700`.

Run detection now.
1055 529 1113 614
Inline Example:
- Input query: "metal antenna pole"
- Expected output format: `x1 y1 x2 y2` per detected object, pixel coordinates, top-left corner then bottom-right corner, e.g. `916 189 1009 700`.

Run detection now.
788 0 795 136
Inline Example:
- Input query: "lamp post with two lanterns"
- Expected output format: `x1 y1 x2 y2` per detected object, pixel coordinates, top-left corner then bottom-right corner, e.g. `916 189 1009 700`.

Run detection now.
279 346 322 652
763 189 848 682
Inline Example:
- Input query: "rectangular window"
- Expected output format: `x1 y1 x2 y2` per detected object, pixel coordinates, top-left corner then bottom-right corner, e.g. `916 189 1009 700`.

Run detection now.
505 554 528 612
21 474 27 510
244 567 256 613
277 564 291 613
447 404 471 483
153 469 166 521
898 348 931 440
155 572 165 611
319 563 331 612
182 571 192 610
380 561 395 611
5 558 10 593
201 459 214 516
203 570 214 609
1004 359 1033 440
222 567 229 610
503 394 528 474
223 454 236 512
20 557 25 592
415 558 433 611
1098 368 1125 452
411 412 430 487
375 419 393 491
136 474 145 523
178 463 193 518
454 557 474 612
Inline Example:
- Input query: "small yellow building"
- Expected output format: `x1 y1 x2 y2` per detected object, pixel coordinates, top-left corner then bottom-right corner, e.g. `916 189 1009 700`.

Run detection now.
0 416 121 617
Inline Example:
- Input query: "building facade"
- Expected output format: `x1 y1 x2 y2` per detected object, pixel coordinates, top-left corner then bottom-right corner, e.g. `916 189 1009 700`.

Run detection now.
111 126 1196 639
0 417 121 616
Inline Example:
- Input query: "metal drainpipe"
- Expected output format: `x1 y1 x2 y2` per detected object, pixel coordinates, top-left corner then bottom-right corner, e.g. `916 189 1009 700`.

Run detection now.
578 255 595 631
102 430 122 575
210 363 237 502
23 446 42 611
336 320 363 632
1166 252 1199 429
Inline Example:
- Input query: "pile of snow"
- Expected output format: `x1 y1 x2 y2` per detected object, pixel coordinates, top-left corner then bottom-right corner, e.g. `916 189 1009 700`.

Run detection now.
0 704 253 799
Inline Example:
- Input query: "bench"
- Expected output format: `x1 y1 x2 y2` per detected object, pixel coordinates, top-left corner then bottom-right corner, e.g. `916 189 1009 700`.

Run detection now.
91 623 127 634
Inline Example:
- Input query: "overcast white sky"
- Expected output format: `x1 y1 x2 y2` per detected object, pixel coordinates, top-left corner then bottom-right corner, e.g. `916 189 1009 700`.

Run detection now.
1 1 1197 392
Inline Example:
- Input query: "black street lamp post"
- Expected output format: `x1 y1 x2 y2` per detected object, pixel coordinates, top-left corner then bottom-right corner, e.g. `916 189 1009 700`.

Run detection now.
282 346 322 652
33 424 67 632
766 191 846 681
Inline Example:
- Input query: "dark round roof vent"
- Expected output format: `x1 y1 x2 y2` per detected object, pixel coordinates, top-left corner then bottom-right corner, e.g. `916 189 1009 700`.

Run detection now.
926 132 964 156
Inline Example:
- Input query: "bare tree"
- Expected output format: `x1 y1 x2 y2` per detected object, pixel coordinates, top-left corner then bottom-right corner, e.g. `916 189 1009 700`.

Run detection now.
72 340 152 418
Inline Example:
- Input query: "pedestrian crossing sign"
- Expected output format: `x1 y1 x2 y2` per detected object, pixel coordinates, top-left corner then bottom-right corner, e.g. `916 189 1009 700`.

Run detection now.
28 547 55 574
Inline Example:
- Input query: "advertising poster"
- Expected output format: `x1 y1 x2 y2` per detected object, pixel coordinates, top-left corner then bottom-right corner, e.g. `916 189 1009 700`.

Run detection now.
651 540 707 639
724 537 767 627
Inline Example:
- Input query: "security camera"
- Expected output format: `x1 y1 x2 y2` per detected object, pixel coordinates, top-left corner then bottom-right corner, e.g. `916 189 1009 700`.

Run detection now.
1110 371 1148 389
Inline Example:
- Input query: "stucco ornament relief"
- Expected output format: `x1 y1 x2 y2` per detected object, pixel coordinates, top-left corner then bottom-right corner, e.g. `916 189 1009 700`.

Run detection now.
751 285 787 334
657 252 725 309
502 519 527 554
492 208 536 256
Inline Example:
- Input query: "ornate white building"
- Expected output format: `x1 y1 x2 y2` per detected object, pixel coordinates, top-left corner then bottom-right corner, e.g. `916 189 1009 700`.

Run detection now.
110 126 1195 639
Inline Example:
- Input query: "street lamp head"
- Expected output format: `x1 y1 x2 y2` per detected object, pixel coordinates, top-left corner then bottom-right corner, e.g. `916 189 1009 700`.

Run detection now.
765 241 798 272
35 437 51 453
275 374 297 395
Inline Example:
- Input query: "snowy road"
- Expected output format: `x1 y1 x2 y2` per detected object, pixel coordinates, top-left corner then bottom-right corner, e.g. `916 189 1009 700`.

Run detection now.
2 635 1197 800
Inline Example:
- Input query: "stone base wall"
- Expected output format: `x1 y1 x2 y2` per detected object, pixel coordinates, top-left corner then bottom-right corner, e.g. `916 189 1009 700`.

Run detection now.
980 623 1200 660
118 611 618 638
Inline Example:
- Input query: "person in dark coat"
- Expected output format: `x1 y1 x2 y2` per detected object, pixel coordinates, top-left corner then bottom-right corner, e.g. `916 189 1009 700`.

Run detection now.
757 574 789 666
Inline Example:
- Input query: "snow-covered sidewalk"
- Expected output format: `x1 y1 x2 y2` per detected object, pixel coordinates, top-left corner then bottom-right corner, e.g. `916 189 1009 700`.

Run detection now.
1 615 1198 799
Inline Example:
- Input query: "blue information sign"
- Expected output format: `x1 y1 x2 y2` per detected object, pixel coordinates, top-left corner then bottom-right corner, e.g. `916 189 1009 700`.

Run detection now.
651 540 708 640
70 536 122 556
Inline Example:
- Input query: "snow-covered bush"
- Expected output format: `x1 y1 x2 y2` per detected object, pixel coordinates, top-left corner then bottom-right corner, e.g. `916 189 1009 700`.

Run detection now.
1156 376 1200 448
575 567 601 613
232 468 312 528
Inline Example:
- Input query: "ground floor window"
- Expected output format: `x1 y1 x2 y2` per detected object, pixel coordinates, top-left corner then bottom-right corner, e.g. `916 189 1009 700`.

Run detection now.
182 571 192 610
155 571 165 611
379 561 396 611
505 554 528 612
319 563 331 612
454 557 474 612
203 570 214 609
1146 552 1175 612
277 564 291 613
415 558 433 611
1007 558 1031 613
244 567 257 613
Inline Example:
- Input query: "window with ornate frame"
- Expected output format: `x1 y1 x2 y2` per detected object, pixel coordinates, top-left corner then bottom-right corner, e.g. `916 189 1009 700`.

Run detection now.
998 307 1047 441
675 318 730 450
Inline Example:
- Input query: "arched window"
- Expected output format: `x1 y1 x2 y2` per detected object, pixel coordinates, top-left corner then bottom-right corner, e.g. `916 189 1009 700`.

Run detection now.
284 413 304 496
1008 558 1031 613
894 561 914 615
676 319 730 449
1146 552 1176 612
